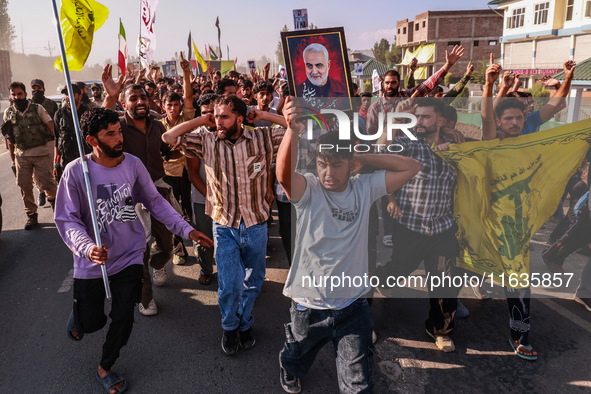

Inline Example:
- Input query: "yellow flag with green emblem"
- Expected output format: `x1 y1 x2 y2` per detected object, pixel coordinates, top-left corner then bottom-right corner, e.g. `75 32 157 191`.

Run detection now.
54 0 109 71
437 119 591 288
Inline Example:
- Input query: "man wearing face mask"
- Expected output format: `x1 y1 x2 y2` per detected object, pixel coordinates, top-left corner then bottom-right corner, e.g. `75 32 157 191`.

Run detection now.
29 79 58 206
54 84 91 178
31 79 59 119
2 81 57 230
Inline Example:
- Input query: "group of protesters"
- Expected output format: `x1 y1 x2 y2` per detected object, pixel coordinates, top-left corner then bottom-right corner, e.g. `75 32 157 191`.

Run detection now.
2 42 590 393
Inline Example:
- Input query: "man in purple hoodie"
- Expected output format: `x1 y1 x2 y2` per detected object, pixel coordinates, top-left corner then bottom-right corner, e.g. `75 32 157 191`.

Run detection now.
55 107 213 394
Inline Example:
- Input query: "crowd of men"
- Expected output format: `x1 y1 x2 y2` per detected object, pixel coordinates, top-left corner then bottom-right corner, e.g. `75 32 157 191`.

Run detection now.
2 44 590 393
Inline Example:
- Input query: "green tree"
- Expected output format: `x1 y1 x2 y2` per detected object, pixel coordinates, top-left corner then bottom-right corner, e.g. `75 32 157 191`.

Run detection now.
372 38 390 64
472 57 489 85
451 86 470 109
276 25 288 65
0 0 16 50
385 44 401 67
444 73 453 87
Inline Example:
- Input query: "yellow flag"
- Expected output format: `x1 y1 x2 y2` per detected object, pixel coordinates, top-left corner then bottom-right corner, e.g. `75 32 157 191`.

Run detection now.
54 0 109 71
221 61 235 77
437 119 591 288
192 40 207 73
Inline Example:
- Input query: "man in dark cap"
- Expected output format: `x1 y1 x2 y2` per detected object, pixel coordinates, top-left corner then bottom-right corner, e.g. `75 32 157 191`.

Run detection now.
29 79 59 207
54 84 91 178
90 83 104 107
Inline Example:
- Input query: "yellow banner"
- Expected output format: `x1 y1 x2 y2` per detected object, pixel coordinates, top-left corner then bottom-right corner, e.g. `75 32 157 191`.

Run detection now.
438 119 591 288
192 40 208 73
221 61 235 77
54 0 109 71
401 44 435 65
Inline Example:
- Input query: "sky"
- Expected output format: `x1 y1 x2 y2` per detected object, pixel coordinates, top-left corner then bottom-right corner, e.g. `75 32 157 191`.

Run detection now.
7 0 492 68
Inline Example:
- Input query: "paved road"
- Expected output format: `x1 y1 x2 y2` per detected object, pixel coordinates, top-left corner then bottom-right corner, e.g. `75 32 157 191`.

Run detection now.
0 140 590 393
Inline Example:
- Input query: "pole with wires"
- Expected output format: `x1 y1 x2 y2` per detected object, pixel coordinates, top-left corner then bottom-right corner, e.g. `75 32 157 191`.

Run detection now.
50 0 112 300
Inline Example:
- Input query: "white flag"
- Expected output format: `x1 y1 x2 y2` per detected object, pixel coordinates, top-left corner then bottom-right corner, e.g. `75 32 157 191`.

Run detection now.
137 0 159 69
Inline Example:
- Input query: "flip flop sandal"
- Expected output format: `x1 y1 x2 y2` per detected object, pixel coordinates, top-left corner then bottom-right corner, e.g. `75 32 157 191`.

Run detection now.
96 372 128 393
66 311 83 341
509 339 538 361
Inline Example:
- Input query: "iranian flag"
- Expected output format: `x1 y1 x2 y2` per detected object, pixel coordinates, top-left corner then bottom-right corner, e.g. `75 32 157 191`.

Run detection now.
118 19 128 76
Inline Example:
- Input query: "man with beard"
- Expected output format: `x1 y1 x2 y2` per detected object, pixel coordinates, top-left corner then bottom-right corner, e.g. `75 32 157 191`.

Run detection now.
162 95 287 355
101 64 175 316
239 79 257 106
367 45 465 135
2 81 57 229
54 84 91 178
55 107 212 394
380 97 461 353
90 83 104 107
295 43 348 100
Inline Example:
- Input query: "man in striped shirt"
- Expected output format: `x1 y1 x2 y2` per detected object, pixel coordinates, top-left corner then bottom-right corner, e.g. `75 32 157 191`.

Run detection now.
162 95 288 355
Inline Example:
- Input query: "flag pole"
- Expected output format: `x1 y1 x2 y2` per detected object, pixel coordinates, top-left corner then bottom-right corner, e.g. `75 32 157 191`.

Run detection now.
138 0 142 72
50 0 112 300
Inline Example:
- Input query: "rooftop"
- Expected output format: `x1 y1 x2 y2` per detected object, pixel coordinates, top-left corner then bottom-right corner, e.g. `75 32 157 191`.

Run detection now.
554 57 591 81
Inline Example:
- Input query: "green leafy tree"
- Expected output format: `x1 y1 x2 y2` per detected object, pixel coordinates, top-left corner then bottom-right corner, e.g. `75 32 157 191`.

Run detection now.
444 73 453 87
372 38 390 64
276 25 288 65
472 57 489 85
451 86 470 109
385 44 401 67
529 82 550 111
0 0 16 50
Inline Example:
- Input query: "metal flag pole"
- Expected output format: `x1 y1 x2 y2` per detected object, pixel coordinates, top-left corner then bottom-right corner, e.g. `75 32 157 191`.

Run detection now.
50 0 112 300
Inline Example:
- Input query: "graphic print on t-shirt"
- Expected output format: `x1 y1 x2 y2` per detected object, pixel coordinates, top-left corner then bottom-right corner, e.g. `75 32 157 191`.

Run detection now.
95 183 136 233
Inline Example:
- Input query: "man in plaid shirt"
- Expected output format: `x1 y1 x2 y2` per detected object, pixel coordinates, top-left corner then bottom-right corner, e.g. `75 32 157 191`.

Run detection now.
380 97 461 353
366 45 465 135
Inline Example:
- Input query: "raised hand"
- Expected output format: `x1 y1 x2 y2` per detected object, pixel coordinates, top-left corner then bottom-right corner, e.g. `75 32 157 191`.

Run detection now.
502 71 515 87
410 57 418 72
485 53 502 85
564 60 576 79
180 52 191 73
136 67 146 84
466 60 474 76
446 45 465 66
540 75 560 88
101 64 124 97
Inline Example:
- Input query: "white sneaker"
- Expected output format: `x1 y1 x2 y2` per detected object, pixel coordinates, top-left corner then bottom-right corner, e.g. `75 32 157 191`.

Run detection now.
153 267 167 286
173 254 186 265
138 299 158 316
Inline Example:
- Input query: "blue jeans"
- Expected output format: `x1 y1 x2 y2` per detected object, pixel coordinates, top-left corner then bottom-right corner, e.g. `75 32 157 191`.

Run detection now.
280 298 374 393
213 220 267 331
